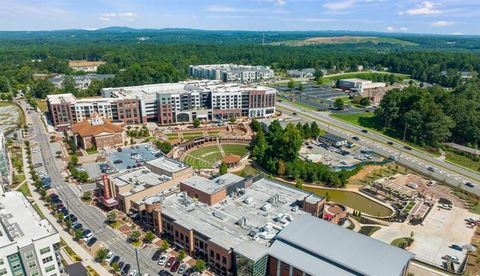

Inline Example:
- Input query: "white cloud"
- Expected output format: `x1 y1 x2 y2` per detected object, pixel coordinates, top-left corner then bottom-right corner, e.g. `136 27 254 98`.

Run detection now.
451 32 463 35
100 12 137 22
205 5 236 13
386 26 408 32
406 1 441 15
431 21 454 27
275 0 286 6
323 0 356 11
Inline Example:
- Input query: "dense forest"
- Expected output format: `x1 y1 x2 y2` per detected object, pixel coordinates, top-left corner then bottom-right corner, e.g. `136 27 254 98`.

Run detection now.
376 79 480 148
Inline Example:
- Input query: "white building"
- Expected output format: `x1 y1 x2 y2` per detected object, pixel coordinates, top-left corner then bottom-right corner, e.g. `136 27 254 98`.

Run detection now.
0 133 11 194
337 78 386 93
189 64 274 83
0 192 61 276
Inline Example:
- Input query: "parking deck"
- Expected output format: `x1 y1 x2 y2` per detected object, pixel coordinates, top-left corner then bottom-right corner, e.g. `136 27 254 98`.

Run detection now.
106 144 160 172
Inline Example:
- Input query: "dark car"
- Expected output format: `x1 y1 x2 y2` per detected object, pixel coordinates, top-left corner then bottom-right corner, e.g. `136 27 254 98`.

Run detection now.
352 136 359 141
361 129 368 133
73 223 83 230
466 182 475 188
427 167 435 172
49 193 59 200
81 229 91 238
450 244 463 251
117 148 123 152
86 237 97 247
56 204 64 211
170 261 180 273
387 141 394 145
110 256 120 265
158 270 173 276
292 112 297 115
121 264 131 275
118 262 125 271
404 146 412 150
165 257 175 268
151 250 162 261
70 215 78 223
113 159 123 164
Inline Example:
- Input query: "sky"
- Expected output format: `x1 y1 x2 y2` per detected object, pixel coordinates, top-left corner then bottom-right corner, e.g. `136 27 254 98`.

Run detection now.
0 0 478 35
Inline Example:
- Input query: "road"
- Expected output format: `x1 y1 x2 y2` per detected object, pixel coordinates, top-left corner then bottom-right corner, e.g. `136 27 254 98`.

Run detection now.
20 100 160 276
277 101 480 196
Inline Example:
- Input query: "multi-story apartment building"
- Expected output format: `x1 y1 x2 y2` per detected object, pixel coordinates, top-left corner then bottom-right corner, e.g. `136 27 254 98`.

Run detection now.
48 81 276 130
0 133 11 194
0 191 61 276
189 64 275 83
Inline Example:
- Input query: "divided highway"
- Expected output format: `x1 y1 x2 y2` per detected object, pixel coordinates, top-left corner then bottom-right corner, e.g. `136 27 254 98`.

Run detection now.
277 101 480 196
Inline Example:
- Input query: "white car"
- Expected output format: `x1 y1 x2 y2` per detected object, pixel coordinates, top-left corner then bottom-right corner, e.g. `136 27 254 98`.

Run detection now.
82 232 94 242
157 255 168 266
105 251 114 263
128 270 138 276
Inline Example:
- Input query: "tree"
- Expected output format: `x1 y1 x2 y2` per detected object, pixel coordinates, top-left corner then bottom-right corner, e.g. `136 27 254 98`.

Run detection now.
96 248 109 263
250 119 261 132
302 123 312 139
287 79 295 90
57 212 64 222
107 211 117 223
277 160 286 176
74 229 83 241
229 116 236 124
62 76 78 94
144 231 155 243
32 80 55 99
252 129 268 163
193 259 207 272
178 249 186 262
219 162 228 175
111 262 120 272
334 98 345 110
155 140 172 154
0 76 11 93
193 118 201 128
359 97 370 107
161 240 170 252
295 179 303 189
130 230 141 242
310 122 321 138
81 191 92 202
299 82 304 92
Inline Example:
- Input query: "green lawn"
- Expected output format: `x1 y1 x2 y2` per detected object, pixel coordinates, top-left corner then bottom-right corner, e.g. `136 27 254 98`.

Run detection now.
444 147 480 172
319 71 409 85
85 148 98 155
234 165 258 177
35 99 48 113
19 183 32 197
330 112 380 129
391 237 412 249
182 131 205 141
166 133 179 140
358 226 381 236
185 144 249 169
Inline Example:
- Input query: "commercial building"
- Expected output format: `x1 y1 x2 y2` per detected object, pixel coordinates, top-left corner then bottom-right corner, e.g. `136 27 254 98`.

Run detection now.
0 133 11 193
139 175 324 275
337 78 386 93
68 60 106 72
71 114 124 150
318 133 348 147
286 68 316 79
268 215 414 276
97 156 193 212
189 64 274 83
48 81 276 130
0 191 61 276
49 74 114 90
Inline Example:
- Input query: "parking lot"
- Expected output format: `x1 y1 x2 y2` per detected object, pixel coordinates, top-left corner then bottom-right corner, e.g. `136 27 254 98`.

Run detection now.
105 144 161 172
300 140 383 169
372 203 476 273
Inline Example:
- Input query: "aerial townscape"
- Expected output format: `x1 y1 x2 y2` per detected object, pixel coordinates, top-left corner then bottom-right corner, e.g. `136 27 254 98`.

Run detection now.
1 1 480 276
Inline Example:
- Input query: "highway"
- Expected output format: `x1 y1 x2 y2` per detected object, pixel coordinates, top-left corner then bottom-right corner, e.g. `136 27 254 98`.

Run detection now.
277 101 480 196
20 100 160 276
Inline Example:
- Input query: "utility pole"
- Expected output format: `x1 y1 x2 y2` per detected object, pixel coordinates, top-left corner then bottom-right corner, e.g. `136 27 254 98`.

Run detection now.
402 122 408 142
135 248 141 275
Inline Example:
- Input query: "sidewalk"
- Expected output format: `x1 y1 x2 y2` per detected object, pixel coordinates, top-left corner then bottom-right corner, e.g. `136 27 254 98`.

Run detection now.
22 140 112 275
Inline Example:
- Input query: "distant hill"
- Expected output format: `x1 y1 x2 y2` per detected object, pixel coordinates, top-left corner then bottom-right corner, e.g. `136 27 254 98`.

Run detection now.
272 36 418 46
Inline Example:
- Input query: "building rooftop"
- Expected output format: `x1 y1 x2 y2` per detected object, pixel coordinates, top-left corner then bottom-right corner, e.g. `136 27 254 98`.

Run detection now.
321 133 347 143
159 178 320 260
46 93 78 105
71 116 123 137
110 168 172 196
270 215 414 276
0 192 57 247
181 173 244 195
146 156 189 173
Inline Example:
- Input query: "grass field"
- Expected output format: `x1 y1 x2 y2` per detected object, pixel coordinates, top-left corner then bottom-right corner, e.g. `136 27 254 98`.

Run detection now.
19 183 32 197
184 144 249 169
182 131 204 140
166 133 179 140
331 112 380 129
320 71 410 85
35 99 48 113
444 147 480 172
273 36 418 47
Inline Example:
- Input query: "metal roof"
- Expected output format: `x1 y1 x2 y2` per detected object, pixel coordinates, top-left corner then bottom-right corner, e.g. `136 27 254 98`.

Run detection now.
270 215 414 276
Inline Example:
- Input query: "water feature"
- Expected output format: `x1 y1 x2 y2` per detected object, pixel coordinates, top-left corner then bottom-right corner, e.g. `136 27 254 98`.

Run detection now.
304 186 393 217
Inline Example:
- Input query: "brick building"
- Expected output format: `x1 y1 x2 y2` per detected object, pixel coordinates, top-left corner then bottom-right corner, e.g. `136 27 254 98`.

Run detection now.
71 115 124 150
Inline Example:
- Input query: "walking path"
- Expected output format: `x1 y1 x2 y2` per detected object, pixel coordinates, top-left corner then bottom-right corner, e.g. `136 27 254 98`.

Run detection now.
217 142 225 157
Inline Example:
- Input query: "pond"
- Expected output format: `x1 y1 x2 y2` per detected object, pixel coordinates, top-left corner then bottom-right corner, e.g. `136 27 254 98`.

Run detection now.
303 186 393 217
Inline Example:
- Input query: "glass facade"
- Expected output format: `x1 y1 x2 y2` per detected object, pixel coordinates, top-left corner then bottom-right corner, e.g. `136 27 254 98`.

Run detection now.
235 253 267 276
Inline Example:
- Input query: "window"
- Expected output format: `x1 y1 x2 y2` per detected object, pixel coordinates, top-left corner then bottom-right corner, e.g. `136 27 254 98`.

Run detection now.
40 247 51 255
30 271 39 276
25 252 34 260
12 263 21 270
45 265 55 273
0 259 3 265
222 256 227 265
0 269 7 276
42 256 53 264
28 261 37 269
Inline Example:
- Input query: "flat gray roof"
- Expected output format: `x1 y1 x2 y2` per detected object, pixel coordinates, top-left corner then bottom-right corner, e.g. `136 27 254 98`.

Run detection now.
270 215 414 276
181 173 243 195
146 156 189 173
110 168 172 196
159 178 316 260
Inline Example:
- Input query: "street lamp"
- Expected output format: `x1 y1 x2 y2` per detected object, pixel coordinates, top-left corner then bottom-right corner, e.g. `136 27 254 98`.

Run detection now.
135 248 141 275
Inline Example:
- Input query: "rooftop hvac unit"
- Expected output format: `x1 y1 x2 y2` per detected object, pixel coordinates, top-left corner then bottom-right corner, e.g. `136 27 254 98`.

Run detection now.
261 203 272 211
243 197 254 204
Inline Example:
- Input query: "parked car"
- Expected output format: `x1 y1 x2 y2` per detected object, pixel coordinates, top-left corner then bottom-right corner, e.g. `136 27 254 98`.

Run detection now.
82 232 93 242
165 257 175 268
87 237 97 247
157 255 168 266
73 223 83 230
352 136 359 141
105 251 115 263
128 270 137 276
152 250 162 261
121 264 131 275
158 270 173 276
81 229 91 237
110 255 120 265
170 261 180 273
177 264 188 274
450 244 463 251
113 159 123 164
